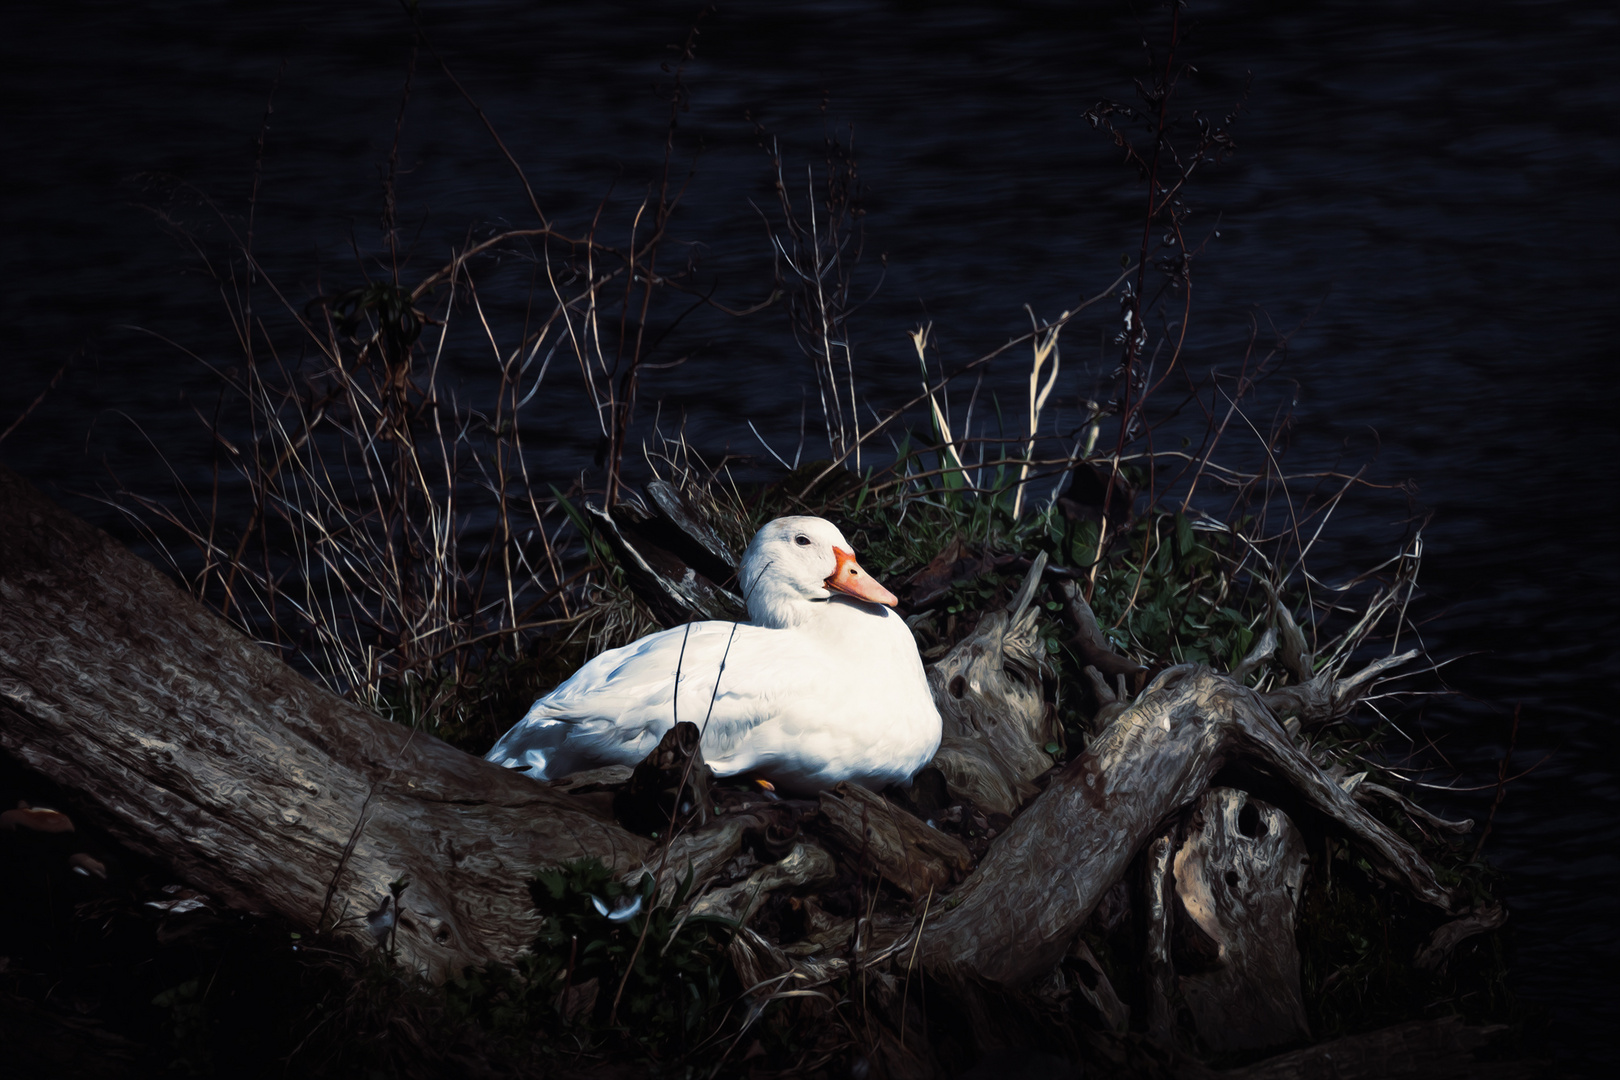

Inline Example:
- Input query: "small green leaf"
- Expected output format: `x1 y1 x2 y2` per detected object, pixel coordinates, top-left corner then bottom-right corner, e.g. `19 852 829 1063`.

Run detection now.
1175 513 1195 558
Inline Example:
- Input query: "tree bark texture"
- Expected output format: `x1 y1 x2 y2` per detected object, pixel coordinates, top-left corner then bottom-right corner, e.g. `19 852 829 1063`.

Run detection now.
1173 787 1311 1054
925 553 1064 815
918 664 1458 986
817 781 974 900
0 466 647 979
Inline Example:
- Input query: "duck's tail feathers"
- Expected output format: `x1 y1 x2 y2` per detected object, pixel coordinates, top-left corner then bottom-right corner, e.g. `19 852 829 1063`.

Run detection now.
484 711 572 780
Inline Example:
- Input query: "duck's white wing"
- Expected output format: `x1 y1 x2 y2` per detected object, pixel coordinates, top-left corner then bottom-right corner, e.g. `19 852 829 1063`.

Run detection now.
484 620 809 779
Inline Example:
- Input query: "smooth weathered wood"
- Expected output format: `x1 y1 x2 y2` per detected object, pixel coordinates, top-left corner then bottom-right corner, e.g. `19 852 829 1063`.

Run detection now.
1258 647 1419 730
586 501 743 626
644 479 738 574
1359 781 1474 835
1229 626 1279 683
1083 663 1135 730
624 810 767 905
926 737 1025 816
818 781 973 900
612 719 713 835
918 665 1458 986
688 841 836 925
924 553 1062 814
1174 788 1311 1054
0 465 647 978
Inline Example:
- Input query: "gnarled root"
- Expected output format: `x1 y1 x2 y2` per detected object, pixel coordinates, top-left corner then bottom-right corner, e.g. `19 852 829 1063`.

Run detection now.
925 553 1063 815
918 664 1458 987
1168 788 1312 1055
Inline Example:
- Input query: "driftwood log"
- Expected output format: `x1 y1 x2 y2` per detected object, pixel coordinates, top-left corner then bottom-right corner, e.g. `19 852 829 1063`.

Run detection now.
0 466 647 978
1 467 1516 1074
688 841 837 925
818 780 973 900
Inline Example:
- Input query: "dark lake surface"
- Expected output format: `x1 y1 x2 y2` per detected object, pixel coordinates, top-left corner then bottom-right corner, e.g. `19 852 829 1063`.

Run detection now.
2 0 1616 1069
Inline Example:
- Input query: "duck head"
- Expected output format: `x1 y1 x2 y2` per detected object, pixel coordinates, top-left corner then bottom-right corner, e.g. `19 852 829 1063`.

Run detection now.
739 516 898 627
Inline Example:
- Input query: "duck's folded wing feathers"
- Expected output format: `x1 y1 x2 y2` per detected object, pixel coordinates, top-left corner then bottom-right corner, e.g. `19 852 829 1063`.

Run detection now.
485 621 814 778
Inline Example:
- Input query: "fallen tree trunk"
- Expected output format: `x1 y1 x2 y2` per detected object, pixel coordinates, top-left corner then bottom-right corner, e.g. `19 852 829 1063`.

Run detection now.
0 466 647 978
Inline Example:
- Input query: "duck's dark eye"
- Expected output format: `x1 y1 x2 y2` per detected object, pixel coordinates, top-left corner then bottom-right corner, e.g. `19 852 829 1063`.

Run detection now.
795 535 812 546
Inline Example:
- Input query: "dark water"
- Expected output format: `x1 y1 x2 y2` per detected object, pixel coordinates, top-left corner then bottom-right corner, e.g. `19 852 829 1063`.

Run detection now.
2 0 1616 1069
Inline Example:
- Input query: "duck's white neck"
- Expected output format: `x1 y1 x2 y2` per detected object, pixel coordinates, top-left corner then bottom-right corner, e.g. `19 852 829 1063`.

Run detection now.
743 572 822 628
739 553 849 629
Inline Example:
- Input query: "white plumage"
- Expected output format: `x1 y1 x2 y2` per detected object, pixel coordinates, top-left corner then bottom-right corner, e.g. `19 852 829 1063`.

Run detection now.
484 516 942 792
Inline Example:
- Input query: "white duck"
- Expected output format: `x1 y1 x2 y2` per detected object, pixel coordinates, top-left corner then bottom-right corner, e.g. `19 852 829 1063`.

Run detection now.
485 516 941 792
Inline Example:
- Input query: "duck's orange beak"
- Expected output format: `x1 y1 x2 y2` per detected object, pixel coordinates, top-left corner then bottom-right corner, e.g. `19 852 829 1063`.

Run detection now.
825 547 898 607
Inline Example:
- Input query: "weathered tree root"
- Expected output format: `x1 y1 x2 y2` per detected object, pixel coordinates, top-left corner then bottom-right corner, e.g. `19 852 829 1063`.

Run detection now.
709 646 1470 1066
818 781 973 900
1168 787 1312 1054
1416 903 1508 971
918 664 1459 986
926 552 1064 816
688 841 837 925
585 500 744 626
